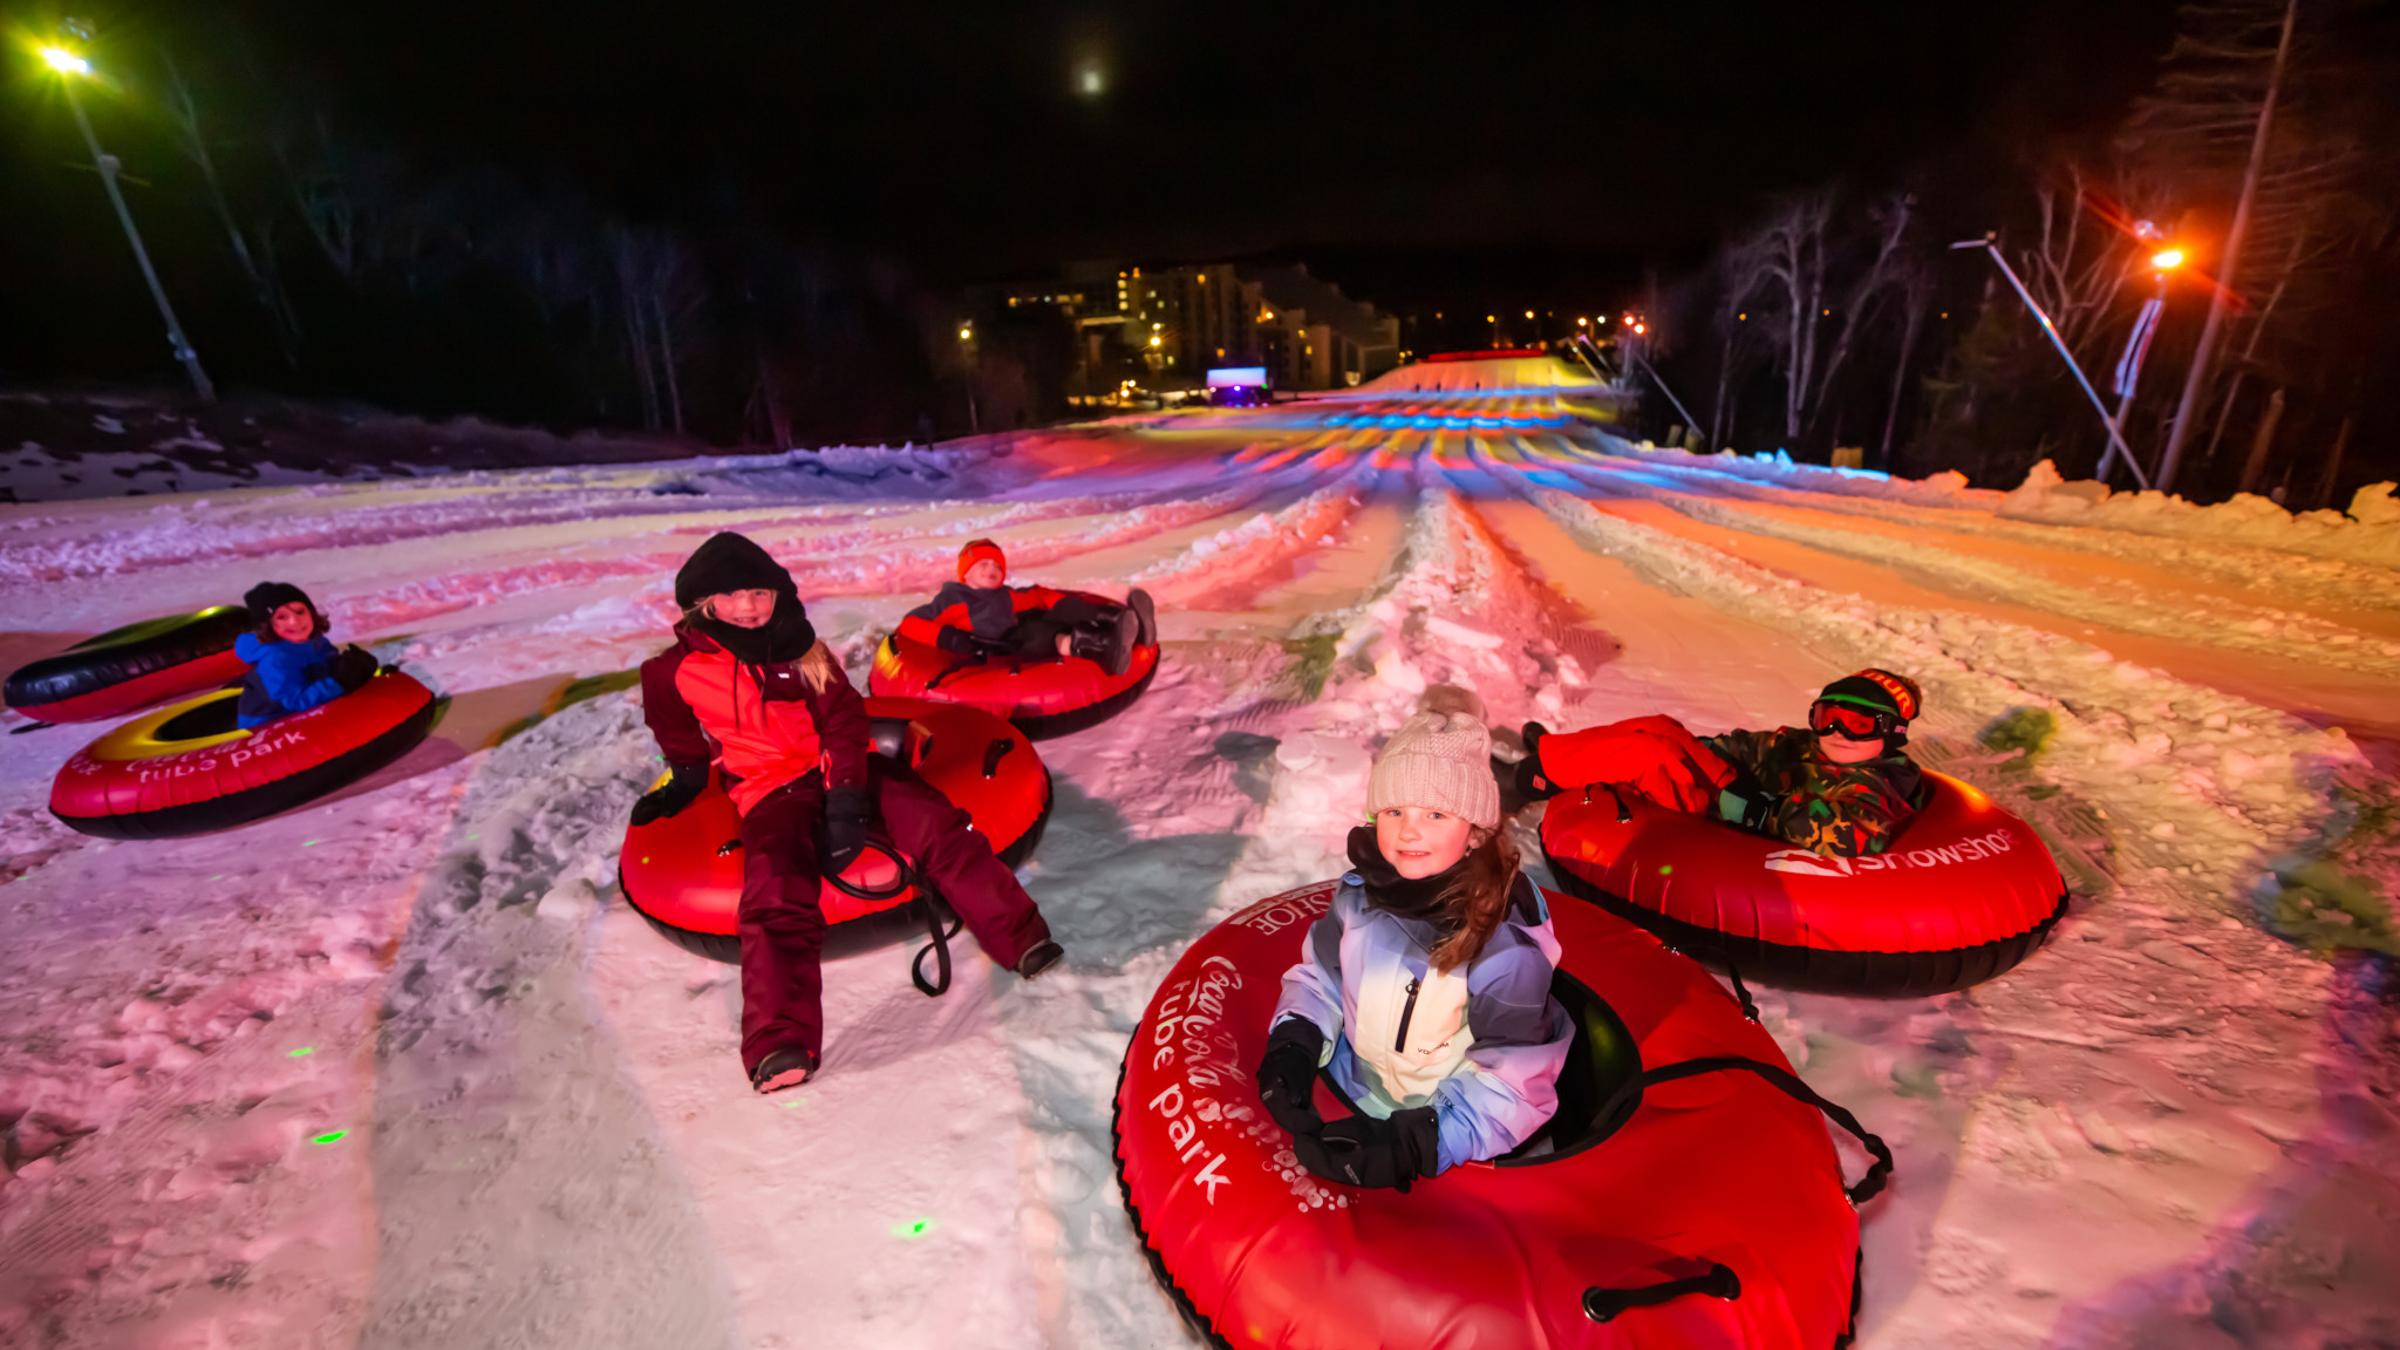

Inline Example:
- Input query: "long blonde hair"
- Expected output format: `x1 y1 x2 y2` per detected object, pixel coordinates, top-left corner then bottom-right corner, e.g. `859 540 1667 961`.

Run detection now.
1426 827 1521 972
684 598 840 692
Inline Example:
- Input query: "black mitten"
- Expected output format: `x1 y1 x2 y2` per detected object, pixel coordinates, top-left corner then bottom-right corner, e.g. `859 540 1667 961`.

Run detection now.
631 761 709 826
333 645 381 691
1303 1106 1441 1192
822 784 872 874
1255 1017 1328 1140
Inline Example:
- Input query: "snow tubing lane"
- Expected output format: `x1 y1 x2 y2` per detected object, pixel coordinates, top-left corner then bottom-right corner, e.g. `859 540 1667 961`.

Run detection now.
1541 772 2068 995
5 606 250 724
1113 881 1865 1349
618 696 1051 963
867 601 1160 739
49 671 439 839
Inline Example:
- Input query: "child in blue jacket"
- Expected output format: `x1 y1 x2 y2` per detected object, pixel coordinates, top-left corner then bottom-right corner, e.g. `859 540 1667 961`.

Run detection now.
1257 686 1571 1191
235 582 378 728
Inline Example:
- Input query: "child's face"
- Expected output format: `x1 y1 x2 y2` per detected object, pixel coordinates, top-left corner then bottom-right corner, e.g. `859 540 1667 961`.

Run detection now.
962 559 1005 590
270 602 317 643
706 589 780 629
1374 806 1475 879
1813 727 1889 765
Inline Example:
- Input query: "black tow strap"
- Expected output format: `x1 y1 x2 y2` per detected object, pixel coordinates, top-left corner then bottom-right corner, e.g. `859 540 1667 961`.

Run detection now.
1639 1055 1894 1205
1584 1263 1740 1324
911 890 963 997
1724 964 1760 1022
1579 1054 1892 1326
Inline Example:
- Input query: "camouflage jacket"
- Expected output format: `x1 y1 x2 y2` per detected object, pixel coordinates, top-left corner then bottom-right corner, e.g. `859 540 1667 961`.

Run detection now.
1703 726 1927 858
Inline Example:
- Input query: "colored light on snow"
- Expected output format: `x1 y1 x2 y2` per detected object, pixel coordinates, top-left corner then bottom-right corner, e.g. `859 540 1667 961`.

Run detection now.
40 45 92 76
302 839 320 848
894 1218 935 1239
1658 865 1674 876
310 1129 348 1145
289 1046 315 1058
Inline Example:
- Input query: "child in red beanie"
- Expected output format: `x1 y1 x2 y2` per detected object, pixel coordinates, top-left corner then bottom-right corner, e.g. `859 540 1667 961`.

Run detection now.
899 538 1155 677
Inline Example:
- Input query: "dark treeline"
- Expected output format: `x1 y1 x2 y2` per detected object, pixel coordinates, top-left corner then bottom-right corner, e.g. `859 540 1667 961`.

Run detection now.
1645 0 2399 506
0 10 1002 447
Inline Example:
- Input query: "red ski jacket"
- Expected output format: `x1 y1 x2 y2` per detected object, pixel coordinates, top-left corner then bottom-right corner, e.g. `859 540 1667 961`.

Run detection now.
639 623 871 815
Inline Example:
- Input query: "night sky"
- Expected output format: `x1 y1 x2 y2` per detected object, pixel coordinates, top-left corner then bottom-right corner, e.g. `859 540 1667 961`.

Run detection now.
192 0 2181 305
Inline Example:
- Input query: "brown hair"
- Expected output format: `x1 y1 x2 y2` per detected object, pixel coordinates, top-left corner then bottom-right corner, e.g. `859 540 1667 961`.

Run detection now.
1426 827 1521 972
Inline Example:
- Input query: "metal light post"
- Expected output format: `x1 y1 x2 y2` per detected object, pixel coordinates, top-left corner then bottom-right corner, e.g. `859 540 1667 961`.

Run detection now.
2095 243 2183 487
44 25 216 401
1950 235 2148 491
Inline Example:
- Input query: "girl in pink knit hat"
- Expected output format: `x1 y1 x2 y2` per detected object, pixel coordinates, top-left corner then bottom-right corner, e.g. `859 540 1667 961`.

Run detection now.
1255 686 1572 1191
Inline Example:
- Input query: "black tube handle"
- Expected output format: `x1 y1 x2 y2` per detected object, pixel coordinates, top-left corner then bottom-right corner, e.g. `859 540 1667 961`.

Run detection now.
824 840 914 902
1583 1263 1740 1323
1581 782 1633 823
982 736 1015 779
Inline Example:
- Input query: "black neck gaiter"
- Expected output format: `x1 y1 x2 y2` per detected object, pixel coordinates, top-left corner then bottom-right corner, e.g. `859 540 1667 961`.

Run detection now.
1345 824 1467 931
696 593 817 666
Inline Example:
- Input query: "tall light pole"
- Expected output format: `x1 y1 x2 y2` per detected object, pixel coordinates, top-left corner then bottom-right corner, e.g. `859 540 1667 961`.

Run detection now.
44 24 216 401
1951 235 2149 491
2096 241 2183 487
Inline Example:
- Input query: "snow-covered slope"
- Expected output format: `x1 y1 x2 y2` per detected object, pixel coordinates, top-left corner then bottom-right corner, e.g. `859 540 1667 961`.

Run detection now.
2 377 2394 1348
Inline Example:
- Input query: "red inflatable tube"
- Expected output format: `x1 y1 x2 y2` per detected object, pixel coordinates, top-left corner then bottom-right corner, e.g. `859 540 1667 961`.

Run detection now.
868 589 1159 738
50 671 439 839
6 606 250 724
617 696 1051 962
1541 772 2068 994
1114 881 1878 1349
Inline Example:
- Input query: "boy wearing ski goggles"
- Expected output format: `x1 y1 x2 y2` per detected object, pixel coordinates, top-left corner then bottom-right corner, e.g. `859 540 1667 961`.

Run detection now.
1511 668 1927 859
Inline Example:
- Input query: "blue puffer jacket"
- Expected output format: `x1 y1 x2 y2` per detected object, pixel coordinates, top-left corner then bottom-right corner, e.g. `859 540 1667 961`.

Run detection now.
235 632 346 728
1272 866 1571 1173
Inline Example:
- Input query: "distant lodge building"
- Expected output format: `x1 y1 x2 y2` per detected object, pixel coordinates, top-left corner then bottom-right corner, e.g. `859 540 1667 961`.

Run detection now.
969 261 1402 401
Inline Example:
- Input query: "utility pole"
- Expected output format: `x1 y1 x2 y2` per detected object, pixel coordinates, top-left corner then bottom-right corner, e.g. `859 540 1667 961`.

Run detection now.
46 23 216 401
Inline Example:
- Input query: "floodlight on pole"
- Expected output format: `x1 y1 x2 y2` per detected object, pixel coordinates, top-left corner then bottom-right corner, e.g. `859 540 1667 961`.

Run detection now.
2149 247 2186 272
44 21 216 401
1951 234 2147 490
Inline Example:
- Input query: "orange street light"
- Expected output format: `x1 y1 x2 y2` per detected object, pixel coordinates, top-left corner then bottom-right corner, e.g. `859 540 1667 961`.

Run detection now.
2149 247 2186 272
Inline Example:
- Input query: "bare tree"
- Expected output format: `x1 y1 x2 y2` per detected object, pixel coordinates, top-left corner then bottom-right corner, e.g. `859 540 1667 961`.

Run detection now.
1720 190 1917 450
2125 0 2299 491
158 51 303 364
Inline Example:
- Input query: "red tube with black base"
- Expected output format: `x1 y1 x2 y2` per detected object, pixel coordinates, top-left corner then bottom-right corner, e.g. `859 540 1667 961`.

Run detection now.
1541 771 2067 994
7 606 249 724
618 696 1050 962
1113 881 1872 1349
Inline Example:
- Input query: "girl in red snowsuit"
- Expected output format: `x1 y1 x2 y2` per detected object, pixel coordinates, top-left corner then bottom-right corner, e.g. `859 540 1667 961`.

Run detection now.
638 532 1062 1093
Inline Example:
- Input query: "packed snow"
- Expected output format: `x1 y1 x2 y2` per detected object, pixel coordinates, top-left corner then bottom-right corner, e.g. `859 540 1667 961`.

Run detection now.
1 366 2395 1348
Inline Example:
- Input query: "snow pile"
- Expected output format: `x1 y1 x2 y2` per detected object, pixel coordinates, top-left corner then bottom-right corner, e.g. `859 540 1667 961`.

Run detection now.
2002 461 2400 569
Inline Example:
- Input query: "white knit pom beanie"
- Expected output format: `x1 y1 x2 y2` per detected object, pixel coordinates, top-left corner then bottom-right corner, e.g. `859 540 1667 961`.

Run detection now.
1365 685 1499 830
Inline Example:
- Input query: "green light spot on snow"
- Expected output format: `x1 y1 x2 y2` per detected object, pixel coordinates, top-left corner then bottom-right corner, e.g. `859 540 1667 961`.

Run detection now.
288 1047 315 1058
310 1129 348 1145
1658 864 1673 876
894 1218 934 1239
301 839 320 848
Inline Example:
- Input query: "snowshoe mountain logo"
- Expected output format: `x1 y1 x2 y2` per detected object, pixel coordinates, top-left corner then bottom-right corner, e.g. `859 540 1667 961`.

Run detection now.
1763 849 1856 879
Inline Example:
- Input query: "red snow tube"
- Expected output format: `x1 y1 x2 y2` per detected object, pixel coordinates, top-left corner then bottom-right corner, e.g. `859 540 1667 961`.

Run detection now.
1114 881 1886 1349
617 697 1051 964
49 671 439 839
6 606 250 724
867 594 1160 738
1542 772 2068 994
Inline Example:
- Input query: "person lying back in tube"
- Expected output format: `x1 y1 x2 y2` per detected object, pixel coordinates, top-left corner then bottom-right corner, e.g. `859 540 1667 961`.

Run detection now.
1256 686 1571 1192
234 582 379 728
1510 669 1929 858
898 538 1156 676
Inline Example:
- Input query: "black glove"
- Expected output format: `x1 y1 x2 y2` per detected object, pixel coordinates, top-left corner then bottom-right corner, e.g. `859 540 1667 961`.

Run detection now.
630 761 709 826
1292 1106 1440 1192
822 784 872 875
935 628 1012 658
1255 1018 1327 1139
332 645 380 692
